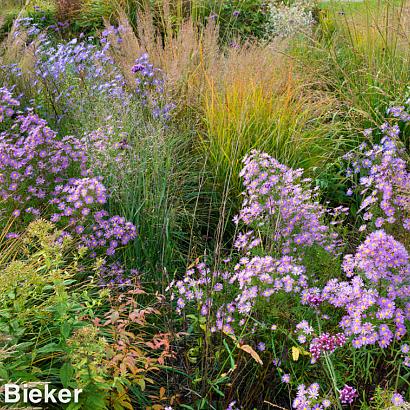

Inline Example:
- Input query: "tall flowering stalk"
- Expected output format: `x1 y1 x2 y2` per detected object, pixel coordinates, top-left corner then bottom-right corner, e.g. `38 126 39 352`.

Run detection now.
131 53 175 121
235 150 341 255
344 100 410 234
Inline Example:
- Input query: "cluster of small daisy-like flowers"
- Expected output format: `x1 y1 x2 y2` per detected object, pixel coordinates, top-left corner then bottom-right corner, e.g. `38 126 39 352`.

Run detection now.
11 19 175 129
292 383 332 410
0 87 20 122
322 230 409 349
0 96 88 224
50 177 107 223
401 343 410 367
236 150 340 255
97 261 138 288
82 211 137 257
295 320 314 344
172 149 408 406
343 230 409 290
10 18 129 123
173 152 345 338
35 37 126 102
172 254 308 335
0 87 137 260
345 101 410 232
131 53 175 121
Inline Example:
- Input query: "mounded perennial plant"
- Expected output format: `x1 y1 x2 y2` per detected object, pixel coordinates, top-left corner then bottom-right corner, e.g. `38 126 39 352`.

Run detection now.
172 99 410 409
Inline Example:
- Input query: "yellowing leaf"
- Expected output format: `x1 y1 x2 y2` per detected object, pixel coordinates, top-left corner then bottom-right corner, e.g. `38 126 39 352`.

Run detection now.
136 379 146 391
239 344 263 365
292 346 300 361
291 346 311 361
187 258 200 269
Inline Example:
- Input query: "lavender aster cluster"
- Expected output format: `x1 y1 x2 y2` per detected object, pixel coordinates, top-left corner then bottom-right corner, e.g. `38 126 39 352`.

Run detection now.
82 211 137 257
0 94 88 221
97 261 139 288
49 177 107 223
172 255 308 335
13 17 127 106
172 153 344 338
295 320 314 344
343 230 409 287
0 64 23 89
321 230 409 349
345 101 410 232
131 53 175 121
171 146 409 406
401 343 410 367
292 383 331 410
13 17 42 39
101 24 127 45
235 150 340 255
0 87 137 264
35 37 127 103
0 87 20 122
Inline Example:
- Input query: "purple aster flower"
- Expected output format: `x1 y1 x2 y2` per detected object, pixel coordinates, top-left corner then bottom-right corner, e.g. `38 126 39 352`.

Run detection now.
391 393 404 406
281 374 290 383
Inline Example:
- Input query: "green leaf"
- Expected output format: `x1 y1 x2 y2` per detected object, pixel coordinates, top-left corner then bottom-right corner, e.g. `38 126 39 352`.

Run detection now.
60 321 72 339
60 362 74 388
37 343 64 354
0 365 9 381
223 339 235 369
